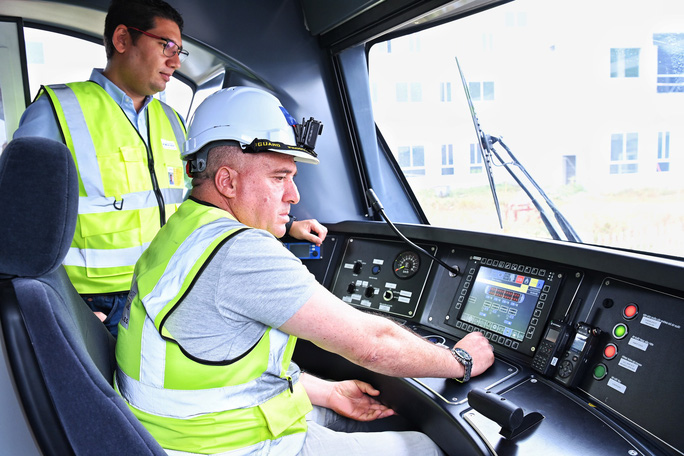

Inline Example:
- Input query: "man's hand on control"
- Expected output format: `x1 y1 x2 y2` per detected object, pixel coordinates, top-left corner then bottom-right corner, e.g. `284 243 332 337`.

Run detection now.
454 331 495 378
289 219 328 245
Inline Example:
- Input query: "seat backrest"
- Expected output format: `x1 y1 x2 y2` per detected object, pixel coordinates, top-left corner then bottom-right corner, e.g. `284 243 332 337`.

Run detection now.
0 137 166 456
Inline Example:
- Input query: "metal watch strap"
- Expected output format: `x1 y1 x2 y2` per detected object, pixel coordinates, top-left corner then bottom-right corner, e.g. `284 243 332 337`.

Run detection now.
450 347 472 382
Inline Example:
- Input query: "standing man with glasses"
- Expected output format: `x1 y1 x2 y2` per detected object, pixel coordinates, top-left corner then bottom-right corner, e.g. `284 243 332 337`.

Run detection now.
13 0 188 336
13 0 326 337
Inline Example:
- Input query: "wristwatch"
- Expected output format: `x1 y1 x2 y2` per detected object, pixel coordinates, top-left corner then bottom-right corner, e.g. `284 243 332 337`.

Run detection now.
450 347 473 382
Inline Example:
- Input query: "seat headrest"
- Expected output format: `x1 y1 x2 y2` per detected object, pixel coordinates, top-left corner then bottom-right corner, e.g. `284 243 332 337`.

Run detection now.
0 137 78 278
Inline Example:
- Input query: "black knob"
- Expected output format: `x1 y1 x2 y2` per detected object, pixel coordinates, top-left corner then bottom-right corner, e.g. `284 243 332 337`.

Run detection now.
353 261 363 274
365 286 375 298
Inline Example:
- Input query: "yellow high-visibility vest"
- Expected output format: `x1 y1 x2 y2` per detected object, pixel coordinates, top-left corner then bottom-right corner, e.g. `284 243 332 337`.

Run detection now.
43 82 186 294
115 199 311 454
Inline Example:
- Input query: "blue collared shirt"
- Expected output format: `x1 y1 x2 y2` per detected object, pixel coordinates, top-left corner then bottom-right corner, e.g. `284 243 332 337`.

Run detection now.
13 69 154 145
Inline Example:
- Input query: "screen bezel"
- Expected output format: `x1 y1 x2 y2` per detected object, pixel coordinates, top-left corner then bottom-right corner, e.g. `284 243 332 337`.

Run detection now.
445 256 564 357
457 265 547 343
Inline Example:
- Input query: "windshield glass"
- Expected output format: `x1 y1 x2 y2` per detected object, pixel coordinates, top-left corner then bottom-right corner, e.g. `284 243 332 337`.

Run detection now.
368 0 684 259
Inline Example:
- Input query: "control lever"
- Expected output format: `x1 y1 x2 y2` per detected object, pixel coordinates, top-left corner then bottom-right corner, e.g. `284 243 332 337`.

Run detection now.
467 388 544 439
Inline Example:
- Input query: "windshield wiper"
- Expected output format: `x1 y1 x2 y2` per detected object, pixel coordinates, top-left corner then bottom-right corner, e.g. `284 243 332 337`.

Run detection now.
456 57 503 229
455 57 581 243
489 135 582 243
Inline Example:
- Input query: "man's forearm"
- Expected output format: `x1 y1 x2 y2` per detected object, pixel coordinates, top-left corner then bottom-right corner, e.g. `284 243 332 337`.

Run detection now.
346 315 465 379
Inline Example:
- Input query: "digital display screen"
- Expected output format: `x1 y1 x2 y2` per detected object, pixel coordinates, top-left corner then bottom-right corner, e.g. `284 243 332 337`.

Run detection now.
288 243 311 258
284 242 320 260
569 334 587 353
546 327 560 343
459 266 545 342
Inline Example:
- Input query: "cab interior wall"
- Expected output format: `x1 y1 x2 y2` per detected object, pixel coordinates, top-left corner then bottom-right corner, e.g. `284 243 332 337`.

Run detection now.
175 0 371 223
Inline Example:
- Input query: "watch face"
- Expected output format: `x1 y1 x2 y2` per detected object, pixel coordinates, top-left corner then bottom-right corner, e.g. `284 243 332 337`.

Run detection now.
455 348 472 362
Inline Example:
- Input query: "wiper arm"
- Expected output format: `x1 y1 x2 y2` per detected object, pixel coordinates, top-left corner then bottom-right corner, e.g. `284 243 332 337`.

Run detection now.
491 136 582 242
456 56 580 243
485 135 562 241
456 57 503 229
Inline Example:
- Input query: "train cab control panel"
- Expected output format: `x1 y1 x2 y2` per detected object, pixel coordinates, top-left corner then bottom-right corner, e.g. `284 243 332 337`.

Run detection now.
299 226 684 456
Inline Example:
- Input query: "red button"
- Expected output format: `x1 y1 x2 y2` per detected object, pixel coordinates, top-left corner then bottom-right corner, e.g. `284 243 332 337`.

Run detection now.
604 344 617 359
624 304 638 320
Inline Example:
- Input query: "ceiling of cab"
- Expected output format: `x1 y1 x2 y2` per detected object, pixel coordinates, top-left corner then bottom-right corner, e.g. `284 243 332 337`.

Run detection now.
301 0 505 50
300 0 385 35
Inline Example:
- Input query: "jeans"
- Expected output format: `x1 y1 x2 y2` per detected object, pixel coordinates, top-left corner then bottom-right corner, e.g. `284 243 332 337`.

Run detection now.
300 405 445 456
81 291 129 337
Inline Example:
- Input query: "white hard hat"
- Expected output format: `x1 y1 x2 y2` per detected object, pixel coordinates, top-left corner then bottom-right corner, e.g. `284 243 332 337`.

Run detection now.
183 86 320 170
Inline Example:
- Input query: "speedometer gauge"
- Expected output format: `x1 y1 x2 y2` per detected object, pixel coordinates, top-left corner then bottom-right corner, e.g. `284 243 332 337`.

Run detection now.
393 251 421 279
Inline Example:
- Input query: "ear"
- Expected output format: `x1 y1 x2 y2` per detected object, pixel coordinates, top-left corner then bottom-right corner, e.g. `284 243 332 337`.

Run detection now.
111 24 130 55
214 166 238 198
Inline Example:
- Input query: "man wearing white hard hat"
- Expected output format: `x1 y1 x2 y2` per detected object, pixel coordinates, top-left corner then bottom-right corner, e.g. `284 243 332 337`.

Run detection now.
115 86 494 455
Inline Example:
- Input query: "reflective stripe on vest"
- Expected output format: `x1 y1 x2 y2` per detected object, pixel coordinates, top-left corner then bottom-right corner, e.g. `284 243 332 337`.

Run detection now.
160 101 186 151
115 329 295 418
115 200 311 453
64 242 149 269
44 83 186 293
77 187 185 214
49 84 105 196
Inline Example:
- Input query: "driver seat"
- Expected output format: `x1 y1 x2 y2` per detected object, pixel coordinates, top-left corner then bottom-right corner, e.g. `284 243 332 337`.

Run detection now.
0 137 165 455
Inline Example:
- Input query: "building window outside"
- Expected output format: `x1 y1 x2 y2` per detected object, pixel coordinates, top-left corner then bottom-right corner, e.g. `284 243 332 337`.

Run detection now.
410 82 422 102
398 145 426 176
610 48 640 78
481 32 494 51
469 143 483 173
505 11 528 27
610 132 639 174
468 81 495 101
440 82 452 102
442 144 454 175
657 131 670 172
396 82 408 102
396 82 422 102
409 36 421 53
654 33 684 92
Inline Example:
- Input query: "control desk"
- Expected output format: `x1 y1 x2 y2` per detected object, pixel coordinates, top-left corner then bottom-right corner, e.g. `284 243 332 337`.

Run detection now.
295 221 684 456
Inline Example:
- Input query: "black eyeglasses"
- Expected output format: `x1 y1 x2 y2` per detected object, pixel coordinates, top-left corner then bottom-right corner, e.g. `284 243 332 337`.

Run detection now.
127 26 189 63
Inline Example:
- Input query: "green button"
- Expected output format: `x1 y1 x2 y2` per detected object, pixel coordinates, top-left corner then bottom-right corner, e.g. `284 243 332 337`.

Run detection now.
614 324 627 338
593 364 607 380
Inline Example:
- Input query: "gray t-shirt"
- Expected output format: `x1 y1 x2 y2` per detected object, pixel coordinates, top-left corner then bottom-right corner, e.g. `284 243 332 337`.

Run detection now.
164 223 318 362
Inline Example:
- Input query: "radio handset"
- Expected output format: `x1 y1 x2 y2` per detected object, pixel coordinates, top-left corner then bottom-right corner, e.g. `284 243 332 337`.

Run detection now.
531 319 572 376
554 322 601 387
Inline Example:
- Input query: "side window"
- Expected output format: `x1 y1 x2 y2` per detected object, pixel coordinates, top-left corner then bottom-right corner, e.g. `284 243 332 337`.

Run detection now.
23 27 193 121
0 18 27 149
24 28 106 99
